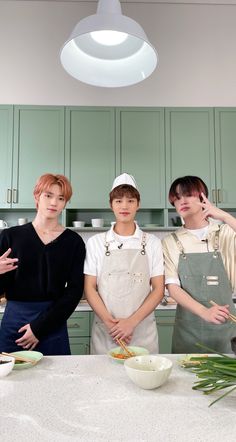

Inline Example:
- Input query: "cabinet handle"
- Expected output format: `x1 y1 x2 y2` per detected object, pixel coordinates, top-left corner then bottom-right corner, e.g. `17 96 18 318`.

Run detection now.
212 189 216 204
68 323 81 328
7 189 12 203
156 321 175 326
217 189 222 204
12 188 18 203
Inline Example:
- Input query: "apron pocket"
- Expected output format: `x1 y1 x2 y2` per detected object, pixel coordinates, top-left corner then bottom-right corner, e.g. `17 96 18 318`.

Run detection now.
107 271 132 299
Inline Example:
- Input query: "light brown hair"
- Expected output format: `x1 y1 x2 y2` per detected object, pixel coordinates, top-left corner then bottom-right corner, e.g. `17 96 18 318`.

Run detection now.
33 173 72 203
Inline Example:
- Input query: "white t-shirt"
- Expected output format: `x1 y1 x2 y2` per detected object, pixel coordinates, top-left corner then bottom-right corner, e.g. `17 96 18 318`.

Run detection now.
84 223 164 284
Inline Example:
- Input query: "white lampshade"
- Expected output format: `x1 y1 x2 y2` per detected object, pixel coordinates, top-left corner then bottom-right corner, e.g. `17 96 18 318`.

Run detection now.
60 0 158 87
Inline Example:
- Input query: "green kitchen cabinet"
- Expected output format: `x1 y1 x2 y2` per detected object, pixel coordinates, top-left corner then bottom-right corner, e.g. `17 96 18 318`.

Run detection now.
214 108 236 207
155 310 176 354
165 108 215 206
67 311 91 355
0 106 14 208
65 107 116 209
116 108 165 208
11 106 65 208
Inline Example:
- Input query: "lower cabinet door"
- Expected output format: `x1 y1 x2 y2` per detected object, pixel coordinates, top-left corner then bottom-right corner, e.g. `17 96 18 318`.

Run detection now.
155 310 176 354
69 337 90 355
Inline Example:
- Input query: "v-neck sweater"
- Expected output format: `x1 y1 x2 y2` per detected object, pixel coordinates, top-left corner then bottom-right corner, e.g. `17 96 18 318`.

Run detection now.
0 223 85 339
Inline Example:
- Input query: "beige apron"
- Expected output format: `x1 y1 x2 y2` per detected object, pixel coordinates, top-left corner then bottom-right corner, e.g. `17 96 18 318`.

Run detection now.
90 233 159 354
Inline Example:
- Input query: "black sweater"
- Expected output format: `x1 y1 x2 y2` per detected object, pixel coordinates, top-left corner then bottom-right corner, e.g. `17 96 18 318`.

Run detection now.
0 223 85 339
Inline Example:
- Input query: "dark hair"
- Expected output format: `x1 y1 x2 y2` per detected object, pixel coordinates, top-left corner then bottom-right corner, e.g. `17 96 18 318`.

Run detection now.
109 185 140 205
169 176 208 206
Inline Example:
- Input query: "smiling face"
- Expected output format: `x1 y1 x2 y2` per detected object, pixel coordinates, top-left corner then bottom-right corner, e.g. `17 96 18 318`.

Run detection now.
111 195 140 224
35 184 66 219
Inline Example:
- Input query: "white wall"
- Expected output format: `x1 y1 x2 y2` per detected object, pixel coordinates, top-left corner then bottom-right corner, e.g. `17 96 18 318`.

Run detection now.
0 0 236 105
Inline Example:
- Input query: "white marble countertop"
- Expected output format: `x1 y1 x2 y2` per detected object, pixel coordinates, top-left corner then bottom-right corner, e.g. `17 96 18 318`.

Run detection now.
0 354 235 442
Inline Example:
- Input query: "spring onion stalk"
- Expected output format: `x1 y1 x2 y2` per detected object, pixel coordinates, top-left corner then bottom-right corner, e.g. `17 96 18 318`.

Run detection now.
180 343 236 407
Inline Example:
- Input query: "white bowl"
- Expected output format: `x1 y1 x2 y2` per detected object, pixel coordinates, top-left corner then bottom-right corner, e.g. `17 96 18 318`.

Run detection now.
91 218 104 228
124 355 173 390
0 355 15 377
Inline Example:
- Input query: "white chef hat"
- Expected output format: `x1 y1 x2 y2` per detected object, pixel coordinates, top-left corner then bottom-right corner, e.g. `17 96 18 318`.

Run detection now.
111 173 138 190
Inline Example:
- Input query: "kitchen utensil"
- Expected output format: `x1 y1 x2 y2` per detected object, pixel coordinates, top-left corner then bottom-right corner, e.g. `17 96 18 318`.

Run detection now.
1 351 37 364
5 351 43 369
124 355 173 390
117 338 135 357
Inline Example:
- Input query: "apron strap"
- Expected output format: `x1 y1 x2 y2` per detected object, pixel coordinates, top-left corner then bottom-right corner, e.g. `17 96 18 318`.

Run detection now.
104 233 111 256
213 228 220 257
141 232 147 255
104 232 147 256
171 232 186 259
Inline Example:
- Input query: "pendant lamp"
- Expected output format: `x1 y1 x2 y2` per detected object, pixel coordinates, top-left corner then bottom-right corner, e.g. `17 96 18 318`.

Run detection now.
60 0 158 87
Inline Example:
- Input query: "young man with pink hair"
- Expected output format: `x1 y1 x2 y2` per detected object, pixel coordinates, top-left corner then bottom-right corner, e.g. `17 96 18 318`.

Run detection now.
0 173 85 355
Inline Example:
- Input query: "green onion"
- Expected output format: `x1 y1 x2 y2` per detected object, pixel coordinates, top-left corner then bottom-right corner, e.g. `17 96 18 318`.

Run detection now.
180 343 236 407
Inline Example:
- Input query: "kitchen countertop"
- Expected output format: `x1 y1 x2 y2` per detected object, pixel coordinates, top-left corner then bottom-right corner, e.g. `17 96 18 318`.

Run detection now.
0 301 177 314
0 354 235 442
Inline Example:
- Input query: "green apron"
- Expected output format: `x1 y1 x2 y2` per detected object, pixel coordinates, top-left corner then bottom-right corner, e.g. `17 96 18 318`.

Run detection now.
171 229 236 354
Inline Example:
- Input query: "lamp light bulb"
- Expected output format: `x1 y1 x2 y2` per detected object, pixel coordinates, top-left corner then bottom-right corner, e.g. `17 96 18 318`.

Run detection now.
90 30 128 46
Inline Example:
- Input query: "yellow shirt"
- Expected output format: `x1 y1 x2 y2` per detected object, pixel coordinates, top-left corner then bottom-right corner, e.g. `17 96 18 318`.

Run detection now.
162 221 236 292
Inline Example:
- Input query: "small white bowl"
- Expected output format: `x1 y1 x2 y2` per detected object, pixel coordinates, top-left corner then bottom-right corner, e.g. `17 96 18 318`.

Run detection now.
124 355 172 390
73 221 85 228
0 355 15 377
91 218 104 228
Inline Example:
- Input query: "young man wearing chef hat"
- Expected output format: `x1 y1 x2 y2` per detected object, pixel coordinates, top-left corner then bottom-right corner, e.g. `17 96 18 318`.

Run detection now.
84 173 164 354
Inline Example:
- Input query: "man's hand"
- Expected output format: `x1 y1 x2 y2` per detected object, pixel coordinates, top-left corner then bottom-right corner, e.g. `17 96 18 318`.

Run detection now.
15 324 39 350
0 248 18 274
109 317 136 342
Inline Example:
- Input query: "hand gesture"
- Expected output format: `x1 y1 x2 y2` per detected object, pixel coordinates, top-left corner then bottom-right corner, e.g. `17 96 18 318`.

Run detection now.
199 193 226 223
0 248 18 274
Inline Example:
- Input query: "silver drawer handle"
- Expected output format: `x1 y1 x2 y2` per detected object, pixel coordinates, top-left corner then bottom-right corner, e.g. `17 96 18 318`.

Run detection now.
13 188 18 203
68 323 81 328
7 188 12 203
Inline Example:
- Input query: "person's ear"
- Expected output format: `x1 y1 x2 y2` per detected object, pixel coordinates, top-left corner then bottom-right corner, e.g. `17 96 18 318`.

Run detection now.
34 194 39 209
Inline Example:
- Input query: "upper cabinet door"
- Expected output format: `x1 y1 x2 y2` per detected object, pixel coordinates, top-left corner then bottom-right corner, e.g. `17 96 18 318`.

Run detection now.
116 108 165 208
165 108 216 206
215 108 236 208
12 106 65 208
65 107 116 208
0 106 13 208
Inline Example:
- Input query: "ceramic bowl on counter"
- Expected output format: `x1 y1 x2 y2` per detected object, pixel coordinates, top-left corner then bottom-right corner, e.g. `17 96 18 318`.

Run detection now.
124 355 173 389
0 354 15 377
